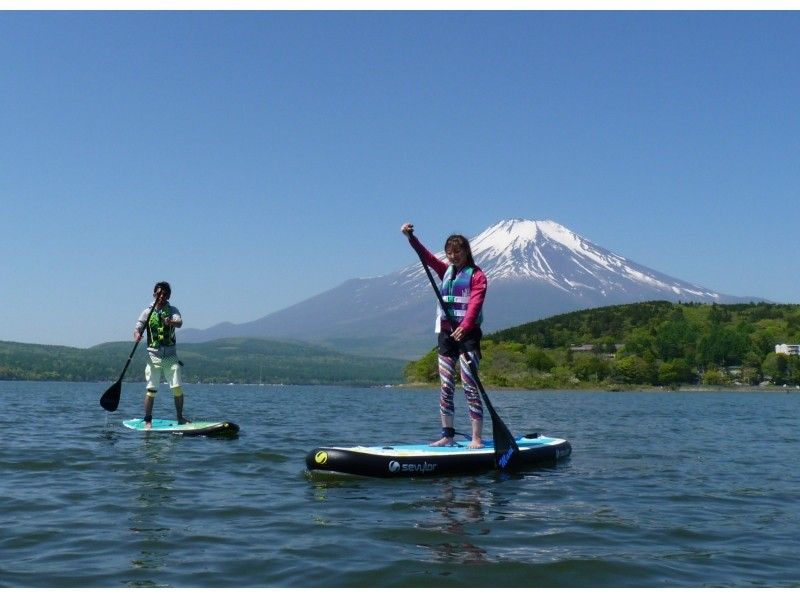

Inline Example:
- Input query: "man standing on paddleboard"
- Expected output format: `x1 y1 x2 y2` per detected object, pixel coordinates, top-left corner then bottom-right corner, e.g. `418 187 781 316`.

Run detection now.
401 223 487 449
133 282 190 429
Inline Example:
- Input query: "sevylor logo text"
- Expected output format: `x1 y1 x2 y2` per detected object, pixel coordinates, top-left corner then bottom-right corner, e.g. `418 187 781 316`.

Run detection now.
388 460 437 474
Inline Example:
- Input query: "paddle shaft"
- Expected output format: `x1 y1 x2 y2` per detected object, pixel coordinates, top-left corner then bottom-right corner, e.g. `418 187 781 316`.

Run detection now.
100 301 159 412
407 233 519 468
119 302 157 381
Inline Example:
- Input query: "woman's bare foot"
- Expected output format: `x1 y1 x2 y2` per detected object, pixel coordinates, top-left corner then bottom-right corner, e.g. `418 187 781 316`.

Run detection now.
429 436 457 447
468 437 484 449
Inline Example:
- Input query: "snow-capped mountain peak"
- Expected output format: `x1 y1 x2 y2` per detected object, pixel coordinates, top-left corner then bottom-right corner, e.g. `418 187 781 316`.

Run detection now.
471 218 574 255
403 218 721 301
470 218 625 282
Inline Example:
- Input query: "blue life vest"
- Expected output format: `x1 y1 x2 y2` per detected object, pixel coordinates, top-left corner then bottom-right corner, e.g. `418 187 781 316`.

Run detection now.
436 265 483 332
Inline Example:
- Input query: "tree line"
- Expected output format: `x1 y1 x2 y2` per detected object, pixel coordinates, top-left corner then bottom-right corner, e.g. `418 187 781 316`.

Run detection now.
404 301 800 388
0 337 405 386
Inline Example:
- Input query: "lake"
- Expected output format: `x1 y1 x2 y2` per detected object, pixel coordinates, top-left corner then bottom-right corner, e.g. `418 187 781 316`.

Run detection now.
1 380 798 587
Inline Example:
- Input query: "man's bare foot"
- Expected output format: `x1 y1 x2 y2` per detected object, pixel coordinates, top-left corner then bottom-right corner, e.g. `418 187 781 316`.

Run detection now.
429 436 457 447
177 417 191 425
468 438 484 449
144 421 152 430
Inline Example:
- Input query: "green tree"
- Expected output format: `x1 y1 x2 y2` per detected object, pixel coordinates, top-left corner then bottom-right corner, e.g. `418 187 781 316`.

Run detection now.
708 303 732 325
619 329 656 360
612 355 656 385
701 367 725 385
697 327 750 366
751 322 785 354
572 353 610 382
740 366 760 385
658 358 694 386
404 350 438 383
525 347 555 372
655 315 696 360
761 352 788 384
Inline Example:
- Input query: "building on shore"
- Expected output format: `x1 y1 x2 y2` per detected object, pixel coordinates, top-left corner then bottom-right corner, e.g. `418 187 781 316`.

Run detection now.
775 344 800 355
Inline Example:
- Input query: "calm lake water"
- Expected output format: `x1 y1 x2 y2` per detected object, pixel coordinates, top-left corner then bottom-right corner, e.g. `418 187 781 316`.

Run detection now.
1 380 798 587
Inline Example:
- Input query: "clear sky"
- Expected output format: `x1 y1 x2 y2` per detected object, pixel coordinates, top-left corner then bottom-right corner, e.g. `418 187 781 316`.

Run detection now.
2 10 799 348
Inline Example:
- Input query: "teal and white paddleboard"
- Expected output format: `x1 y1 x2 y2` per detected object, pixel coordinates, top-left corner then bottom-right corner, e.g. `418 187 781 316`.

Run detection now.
123 418 239 437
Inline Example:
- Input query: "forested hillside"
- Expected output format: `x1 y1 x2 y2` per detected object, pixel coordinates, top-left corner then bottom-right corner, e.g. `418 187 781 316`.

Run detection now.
405 302 800 388
0 337 405 386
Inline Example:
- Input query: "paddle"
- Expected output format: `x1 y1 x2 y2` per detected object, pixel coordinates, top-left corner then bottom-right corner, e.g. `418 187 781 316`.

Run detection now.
99 302 156 412
407 232 520 470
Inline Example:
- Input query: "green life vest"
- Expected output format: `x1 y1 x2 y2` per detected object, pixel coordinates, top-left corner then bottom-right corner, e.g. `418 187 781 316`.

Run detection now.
146 305 176 349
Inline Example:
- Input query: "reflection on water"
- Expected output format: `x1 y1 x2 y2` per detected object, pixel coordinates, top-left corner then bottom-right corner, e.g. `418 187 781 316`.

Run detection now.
417 481 490 564
124 435 178 587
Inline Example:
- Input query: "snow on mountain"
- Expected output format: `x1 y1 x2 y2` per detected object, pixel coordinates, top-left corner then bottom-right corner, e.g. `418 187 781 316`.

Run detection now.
181 218 755 358
393 218 721 303
472 218 721 299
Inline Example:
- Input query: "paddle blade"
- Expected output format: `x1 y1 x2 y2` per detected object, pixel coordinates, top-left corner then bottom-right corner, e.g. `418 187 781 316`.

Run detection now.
467 364 520 470
489 411 520 470
100 379 122 412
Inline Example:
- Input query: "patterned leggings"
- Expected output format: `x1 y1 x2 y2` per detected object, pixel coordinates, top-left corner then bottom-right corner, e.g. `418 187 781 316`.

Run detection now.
438 351 483 421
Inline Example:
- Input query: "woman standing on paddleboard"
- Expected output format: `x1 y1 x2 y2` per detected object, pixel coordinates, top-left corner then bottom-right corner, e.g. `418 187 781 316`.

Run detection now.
401 223 487 449
133 282 190 429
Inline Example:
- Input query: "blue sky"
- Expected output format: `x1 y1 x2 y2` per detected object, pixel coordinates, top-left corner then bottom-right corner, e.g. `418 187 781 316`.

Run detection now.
2 11 799 348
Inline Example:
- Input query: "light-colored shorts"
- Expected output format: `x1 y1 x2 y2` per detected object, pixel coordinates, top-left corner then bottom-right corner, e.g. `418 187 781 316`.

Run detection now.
145 354 182 391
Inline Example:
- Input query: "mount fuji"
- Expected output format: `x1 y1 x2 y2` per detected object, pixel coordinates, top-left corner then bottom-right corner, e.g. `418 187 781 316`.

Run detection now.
182 219 759 359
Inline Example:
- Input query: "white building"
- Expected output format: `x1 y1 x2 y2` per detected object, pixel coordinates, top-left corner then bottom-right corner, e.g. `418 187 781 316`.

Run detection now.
775 344 800 355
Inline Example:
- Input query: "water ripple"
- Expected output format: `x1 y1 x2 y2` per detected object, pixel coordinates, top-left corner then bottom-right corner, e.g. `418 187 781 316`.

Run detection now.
2 382 800 587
